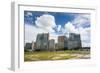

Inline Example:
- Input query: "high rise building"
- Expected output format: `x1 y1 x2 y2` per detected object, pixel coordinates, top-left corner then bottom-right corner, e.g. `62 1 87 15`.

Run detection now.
68 33 82 49
32 32 82 51
48 39 55 51
35 33 49 51
58 36 68 50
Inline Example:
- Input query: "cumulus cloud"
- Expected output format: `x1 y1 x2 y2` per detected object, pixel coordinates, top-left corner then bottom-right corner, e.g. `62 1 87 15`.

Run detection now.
56 25 61 32
35 14 56 32
25 24 48 43
25 14 59 44
65 22 79 34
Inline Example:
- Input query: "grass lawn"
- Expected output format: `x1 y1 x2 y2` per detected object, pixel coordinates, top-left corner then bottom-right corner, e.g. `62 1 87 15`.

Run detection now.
24 50 90 62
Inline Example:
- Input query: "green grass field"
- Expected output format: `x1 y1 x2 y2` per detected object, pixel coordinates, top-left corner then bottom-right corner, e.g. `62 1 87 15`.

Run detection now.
24 50 90 62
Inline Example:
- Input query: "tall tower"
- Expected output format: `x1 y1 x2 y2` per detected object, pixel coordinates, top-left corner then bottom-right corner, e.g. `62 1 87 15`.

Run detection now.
48 39 55 51
58 36 68 50
68 33 82 49
35 33 49 51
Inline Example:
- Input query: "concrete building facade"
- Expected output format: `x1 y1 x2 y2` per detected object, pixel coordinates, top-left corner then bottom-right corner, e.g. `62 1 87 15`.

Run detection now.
58 36 68 50
35 33 49 51
68 33 82 49
27 33 82 51
48 39 55 51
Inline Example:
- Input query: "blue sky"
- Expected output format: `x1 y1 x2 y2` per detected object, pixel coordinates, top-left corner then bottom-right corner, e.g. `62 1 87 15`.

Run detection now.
24 11 90 28
24 11 91 47
24 11 75 26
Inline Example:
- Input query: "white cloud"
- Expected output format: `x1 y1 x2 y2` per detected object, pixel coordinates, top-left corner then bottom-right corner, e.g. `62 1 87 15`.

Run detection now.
25 24 48 43
25 12 33 17
79 27 90 47
25 14 59 44
57 25 61 32
72 14 90 27
49 33 58 43
25 24 59 44
25 12 32 17
65 22 79 34
35 14 56 32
